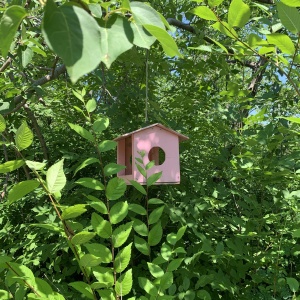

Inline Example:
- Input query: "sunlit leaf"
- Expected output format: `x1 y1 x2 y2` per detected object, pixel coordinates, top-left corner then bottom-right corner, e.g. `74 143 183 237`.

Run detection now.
15 122 33 151
115 269 132 296
42 0 102 83
114 243 132 272
143 25 182 58
0 6 27 57
8 180 40 204
46 159 66 193
61 204 87 220
106 177 126 200
0 160 25 174
228 0 250 28
277 2 300 33
267 33 295 55
99 15 133 68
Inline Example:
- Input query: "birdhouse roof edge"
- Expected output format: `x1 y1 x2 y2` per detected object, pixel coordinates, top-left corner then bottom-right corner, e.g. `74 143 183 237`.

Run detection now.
114 123 189 141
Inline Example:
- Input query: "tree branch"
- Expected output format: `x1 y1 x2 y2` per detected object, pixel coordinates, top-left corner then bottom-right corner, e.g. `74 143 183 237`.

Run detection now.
24 104 49 161
7 64 66 111
0 57 12 73
167 18 195 33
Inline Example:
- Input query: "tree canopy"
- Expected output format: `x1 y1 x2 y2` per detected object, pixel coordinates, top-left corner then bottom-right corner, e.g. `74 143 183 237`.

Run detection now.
1 0 300 299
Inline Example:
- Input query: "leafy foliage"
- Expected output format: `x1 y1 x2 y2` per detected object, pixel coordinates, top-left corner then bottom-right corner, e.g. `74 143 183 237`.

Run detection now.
1 0 300 299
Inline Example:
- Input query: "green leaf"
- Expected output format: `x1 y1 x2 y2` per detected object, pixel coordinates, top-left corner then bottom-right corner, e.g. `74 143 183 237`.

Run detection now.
84 243 112 263
147 262 164 278
292 229 300 237
75 177 105 190
129 204 147 215
161 243 172 261
138 277 158 296
89 3 102 18
15 122 33 151
20 46 33 68
0 115 6 132
42 0 102 83
147 171 162 186
197 290 211 300
148 198 164 205
148 221 163 246
9 262 35 285
68 123 95 142
80 254 102 267
8 180 40 204
176 225 187 242
130 22 156 49
87 196 108 214
277 2 300 33
287 277 299 292
281 116 300 124
91 212 112 238
208 0 225 7
148 206 164 225
112 222 133 248
61 204 87 220
209 37 228 53
0 290 12 299
98 140 117 152
281 0 300 7
133 219 148 236
136 163 146 178
0 6 27 57
93 266 114 287
92 117 109 133
46 159 66 193
30 223 63 233
167 258 184 272
99 15 133 68
134 235 150 255
212 21 237 38
267 33 295 55
74 157 99 176
228 0 250 28
104 163 126 176
25 160 47 171
191 7 217 21
71 231 96 245
167 233 177 245
130 2 164 29
0 255 12 264
248 33 268 47
0 160 25 174
115 269 132 296
69 282 94 299
110 201 129 224
129 180 147 195
106 177 126 200
143 25 182 58
159 272 173 290
85 98 97 113
114 243 132 272
146 160 155 170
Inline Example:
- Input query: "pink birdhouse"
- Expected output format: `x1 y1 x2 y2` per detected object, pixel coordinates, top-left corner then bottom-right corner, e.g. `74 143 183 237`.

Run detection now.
114 123 188 185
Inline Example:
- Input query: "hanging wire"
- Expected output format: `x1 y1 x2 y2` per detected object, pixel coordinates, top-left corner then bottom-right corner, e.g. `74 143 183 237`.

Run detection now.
145 49 149 123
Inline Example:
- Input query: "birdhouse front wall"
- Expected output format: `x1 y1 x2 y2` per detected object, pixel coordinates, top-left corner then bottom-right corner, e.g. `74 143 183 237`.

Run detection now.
133 127 180 184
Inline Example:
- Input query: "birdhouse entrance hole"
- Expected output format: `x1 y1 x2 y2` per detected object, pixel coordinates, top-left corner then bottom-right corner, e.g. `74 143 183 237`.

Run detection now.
148 147 165 166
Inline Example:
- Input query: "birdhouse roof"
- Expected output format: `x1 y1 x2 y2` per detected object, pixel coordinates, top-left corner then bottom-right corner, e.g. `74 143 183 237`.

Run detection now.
114 123 189 142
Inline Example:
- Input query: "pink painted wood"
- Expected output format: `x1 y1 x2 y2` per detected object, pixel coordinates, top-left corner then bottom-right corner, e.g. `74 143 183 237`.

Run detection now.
114 123 188 185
